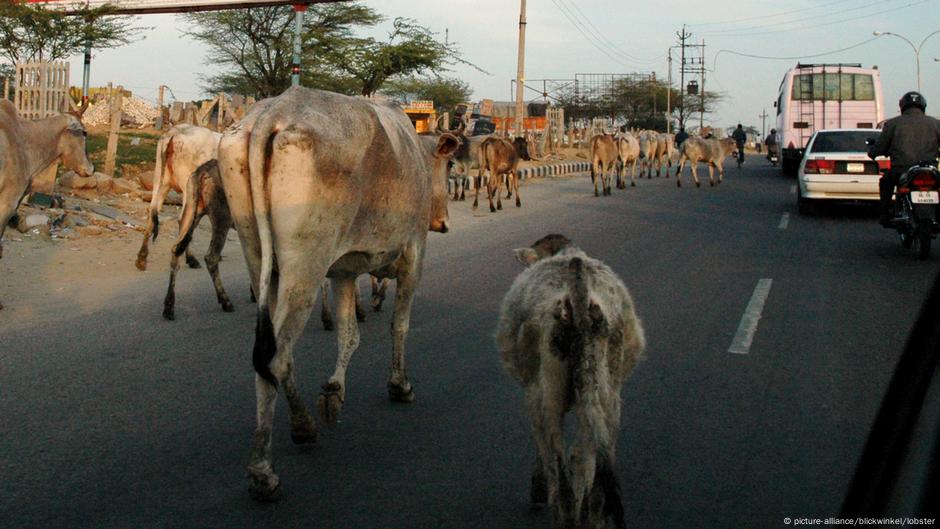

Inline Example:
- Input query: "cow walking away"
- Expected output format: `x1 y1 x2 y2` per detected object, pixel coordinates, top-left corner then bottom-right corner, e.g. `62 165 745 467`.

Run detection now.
0 100 93 310
497 234 645 529
473 136 528 212
674 136 736 187
163 160 373 326
590 134 618 196
136 124 221 272
217 86 460 500
616 132 640 188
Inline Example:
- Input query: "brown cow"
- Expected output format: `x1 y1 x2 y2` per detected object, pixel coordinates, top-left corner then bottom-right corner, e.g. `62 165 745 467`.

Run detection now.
473 136 526 212
0 100 93 310
217 86 460 500
590 134 618 196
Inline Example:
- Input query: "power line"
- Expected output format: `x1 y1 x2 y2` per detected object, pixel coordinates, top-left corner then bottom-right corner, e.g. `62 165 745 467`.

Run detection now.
557 0 660 64
710 35 883 72
701 0 929 38
687 0 858 28
698 0 896 36
548 0 661 69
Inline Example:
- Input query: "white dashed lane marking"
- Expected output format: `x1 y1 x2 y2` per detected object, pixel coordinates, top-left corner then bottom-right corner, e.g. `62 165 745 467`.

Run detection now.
729 279 773 355
790 185 797 193
779 213 790 230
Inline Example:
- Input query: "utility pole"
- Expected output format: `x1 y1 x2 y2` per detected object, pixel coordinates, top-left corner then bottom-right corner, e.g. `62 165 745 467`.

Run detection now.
666 48 672 135
700 39 705 131
675 26 705 132
678 25 688 129
759 109 769 138
515 0 527 137
290 3 308 87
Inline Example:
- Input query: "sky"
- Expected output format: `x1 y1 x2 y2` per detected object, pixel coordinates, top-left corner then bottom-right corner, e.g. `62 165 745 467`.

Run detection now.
58 0 940 132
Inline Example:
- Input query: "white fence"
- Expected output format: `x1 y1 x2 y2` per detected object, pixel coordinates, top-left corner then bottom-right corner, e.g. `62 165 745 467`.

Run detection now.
15 62 71 120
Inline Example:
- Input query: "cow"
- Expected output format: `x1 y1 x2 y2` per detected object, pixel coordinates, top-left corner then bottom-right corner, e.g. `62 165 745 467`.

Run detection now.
431 118 475 201
162 159 372 326
0 99 93 310
590 134 618 196
136 124 221 272
473 136 527 212
638 130 669 179
216 86 460 500
674 136 737 188
497 234 645 529
615 132 640 188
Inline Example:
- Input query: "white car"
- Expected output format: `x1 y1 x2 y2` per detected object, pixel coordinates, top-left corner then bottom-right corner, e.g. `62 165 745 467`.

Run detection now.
797 128 888 214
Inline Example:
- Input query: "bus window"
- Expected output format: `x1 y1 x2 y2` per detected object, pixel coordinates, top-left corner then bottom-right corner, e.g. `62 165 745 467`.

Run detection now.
854 75 874 101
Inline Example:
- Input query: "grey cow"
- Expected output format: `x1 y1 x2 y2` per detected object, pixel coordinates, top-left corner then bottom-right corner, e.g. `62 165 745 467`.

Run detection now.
497 234 645 529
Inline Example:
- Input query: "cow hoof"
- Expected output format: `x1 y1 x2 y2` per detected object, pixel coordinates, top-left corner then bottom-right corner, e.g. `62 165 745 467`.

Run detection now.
321 319 334 331
531 473 548 504
631 182 636 187
162 308 175 321
248 470 281 502
709 181 714 187
186 255 201 269
388 381 415 403
0 301 4 311
371 296 384 312
594 190 599 197
497 203 502 211
317 382 344 425
135 257 147 271
515 200 521 208
696 182 701 188
221 301 235 313
355 306 367 322
290 416 318 445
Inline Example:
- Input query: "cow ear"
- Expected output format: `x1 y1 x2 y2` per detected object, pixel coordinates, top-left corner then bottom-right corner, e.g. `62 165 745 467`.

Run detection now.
513 247 539 266
435 133 461 158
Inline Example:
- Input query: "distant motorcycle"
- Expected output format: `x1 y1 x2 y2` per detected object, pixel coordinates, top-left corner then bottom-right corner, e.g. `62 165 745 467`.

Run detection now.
767 145 779 166
887 162 940 259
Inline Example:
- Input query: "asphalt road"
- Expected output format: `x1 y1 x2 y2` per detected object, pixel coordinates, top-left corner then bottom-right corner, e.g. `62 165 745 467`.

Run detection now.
1 156 935 528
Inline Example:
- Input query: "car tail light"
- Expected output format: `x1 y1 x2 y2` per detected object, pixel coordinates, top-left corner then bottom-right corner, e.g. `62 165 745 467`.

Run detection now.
805 159 835 174
877 159 891 171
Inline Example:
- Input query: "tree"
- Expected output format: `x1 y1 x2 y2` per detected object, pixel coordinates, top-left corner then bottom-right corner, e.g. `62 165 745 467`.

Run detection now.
381 75 471 112
0 3 142 65
185 6 477 99
184 3 380 98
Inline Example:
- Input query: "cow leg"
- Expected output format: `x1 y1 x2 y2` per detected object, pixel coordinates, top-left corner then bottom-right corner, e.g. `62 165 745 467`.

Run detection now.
204 215 234 313
136 180 172 271
320 279 334 331
473 168 484 210
631 160 638 187
526 384 571 526
317 276 360 425
692 162 701 188
593 164 600 197
708 163 715 187
371 275 390 311
717 162 724 185
248 265 321 501
459 176 467 201
162 244 184 320
513 171 521 207
387 245 422 403
354 281 367 322
675 156 685 187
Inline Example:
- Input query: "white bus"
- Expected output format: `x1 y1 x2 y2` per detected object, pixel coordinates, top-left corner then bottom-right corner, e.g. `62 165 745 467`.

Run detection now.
774 63 884 175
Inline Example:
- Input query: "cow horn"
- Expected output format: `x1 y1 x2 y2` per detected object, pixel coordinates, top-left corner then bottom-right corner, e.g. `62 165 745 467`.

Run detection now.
76 99 89 118
435 114 448 134
454 116 467 135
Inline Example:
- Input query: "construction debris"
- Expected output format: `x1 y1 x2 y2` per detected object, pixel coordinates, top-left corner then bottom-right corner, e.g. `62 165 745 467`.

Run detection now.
83 94 159 128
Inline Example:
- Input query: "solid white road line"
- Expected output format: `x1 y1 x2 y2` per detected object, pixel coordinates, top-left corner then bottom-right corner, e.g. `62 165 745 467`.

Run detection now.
778 213 790 230
728 279 773 355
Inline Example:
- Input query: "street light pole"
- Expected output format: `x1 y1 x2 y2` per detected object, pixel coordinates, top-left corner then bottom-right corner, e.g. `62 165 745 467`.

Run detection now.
873 30 940 92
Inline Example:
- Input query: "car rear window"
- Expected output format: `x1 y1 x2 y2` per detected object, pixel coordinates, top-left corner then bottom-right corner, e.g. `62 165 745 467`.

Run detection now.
810 131 880 153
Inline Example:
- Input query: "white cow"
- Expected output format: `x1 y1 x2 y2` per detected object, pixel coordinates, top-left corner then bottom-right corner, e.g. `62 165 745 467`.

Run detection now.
616 132 640 188
674 136 737 187
498 234 645 529
217 86 460 500
0 100 93 310
135 124 221 271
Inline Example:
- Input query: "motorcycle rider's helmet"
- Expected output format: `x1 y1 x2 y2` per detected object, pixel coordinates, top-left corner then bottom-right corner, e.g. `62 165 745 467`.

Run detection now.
899 91 926 112
770 128 776 134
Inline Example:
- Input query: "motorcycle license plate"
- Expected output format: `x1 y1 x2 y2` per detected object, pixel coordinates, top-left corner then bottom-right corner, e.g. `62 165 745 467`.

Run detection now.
846 163 865 173
911 191 939 204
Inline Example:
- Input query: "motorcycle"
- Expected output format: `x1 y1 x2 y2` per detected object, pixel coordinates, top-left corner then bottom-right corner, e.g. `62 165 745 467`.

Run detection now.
766 145 779 166
887 162 940 259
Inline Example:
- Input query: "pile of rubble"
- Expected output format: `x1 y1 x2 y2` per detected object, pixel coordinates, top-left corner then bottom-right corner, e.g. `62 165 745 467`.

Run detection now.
83 94 159 128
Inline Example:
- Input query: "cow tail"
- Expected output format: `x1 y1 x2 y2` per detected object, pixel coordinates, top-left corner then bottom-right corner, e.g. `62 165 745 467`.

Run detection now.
248 115 280 389
171 160 211 257
151 132 175 241
568 257 625 529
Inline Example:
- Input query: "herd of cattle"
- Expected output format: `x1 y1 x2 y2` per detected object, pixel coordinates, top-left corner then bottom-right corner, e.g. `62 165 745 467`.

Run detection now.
0 87 731 528
590 129 738 194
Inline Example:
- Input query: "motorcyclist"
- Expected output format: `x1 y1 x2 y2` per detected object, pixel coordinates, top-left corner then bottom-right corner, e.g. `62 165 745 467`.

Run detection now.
868 91 940 227
732 124 747 163
675 126 689 148
765 129 778 159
